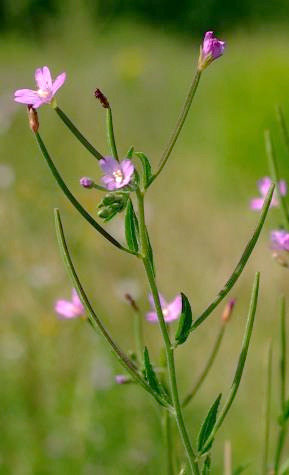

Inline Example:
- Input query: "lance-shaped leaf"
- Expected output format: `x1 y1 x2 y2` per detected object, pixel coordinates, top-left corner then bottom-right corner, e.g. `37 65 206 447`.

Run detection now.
200 273 260 454
143 347 168 404
54 209 172 409
145 225 156 277
201 456 211 475
175 293 193 345
35 133 135 255
191 186 273 331
135 152 153 189
126 145 134 159
197 393 222 453
125 198 139 253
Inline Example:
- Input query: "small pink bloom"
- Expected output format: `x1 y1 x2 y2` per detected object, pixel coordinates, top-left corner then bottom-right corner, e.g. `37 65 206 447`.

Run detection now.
55 288 84 319
14 66 66 109
99 156 134 190
146 293 182 324
271 229 289 252
80 177 94 188
250 177 287 210
198 31 225 70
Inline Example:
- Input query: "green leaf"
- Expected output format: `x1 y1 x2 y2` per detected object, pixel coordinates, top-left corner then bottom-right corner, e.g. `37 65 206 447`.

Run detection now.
197 394 222 453
175 293 193 345
145 225 156 276
201 455 211 474
135 152 153 189
143 347 162 395
126 145 134 159
125 199 139 253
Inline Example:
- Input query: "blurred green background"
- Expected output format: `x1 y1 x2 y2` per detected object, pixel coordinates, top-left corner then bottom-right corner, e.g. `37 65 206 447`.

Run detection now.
1 0 289 473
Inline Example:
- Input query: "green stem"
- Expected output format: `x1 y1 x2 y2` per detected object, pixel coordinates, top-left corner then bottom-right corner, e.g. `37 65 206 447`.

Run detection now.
136 187 199 475
262 340 273 475
35 132 135 255
134 308 144 363
201 273 260 453
164 411 175 475
274 426 287 474
54 208 171 409
191 185 274 331
106 108 119 160
150 70 201 186
182 325 225 407
54 106 104 160
265 129 289 228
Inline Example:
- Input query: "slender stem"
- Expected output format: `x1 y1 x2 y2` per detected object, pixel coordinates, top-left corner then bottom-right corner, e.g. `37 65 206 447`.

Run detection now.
134 308 144 363
201 273 260 453
274 296 287 474
276 106 289 157
262 340 273 475
54 208 171 409
182 325 225 407
35 132 136 255
191 185 274 331
136 187 199 475
164 410 175 475
54 106 104 160
265 129 289 228
106 108 119 160
150 70 201 186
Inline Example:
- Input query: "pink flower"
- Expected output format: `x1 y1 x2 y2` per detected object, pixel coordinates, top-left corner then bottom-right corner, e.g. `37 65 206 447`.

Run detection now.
271 230 289 252
250 177 287 210
146 293 182 324
14 66 66 109
198 31 226 70
99 156 134 190
55 289 84 319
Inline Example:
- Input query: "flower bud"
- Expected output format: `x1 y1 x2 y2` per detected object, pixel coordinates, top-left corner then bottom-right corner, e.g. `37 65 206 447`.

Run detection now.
198 31 225 71
27 105 39 133
94 88 110 109
115 374 130 384
80 177 94 189
221 299 236 323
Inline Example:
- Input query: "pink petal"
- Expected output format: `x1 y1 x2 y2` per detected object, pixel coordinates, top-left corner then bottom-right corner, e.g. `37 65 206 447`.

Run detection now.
148 293 167 310
99 157 119 174
101 175 117 190
279 180 287 196
168 294 182 320
55 300 80 319
146 311 158 323
120 159 134 178
35 68 45 90
42 66 52 89
250 198 264 210
14 89 40 105
52 72 66 95
258 177 272 197
72 289 84 313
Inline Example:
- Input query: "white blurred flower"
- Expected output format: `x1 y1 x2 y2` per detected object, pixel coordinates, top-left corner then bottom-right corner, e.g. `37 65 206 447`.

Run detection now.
0 164 15 189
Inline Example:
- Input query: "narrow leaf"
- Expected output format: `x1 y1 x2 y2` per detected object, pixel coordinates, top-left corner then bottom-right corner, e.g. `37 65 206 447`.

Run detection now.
145 225 156 276
135 152 153 188
198 393 222 453
175 293 193 345
201 455 211 474
144 347 162 395
126 145 134 159
125 199 139 253
191 186 273 331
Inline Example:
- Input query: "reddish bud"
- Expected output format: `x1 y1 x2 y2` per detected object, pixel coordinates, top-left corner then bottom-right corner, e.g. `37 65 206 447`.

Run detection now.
221 299 236 323
94 88 110 109
27 105 39 133
125 293 140 312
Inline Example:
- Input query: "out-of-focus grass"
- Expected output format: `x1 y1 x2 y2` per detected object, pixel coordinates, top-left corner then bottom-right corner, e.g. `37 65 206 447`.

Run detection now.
1 11 289 474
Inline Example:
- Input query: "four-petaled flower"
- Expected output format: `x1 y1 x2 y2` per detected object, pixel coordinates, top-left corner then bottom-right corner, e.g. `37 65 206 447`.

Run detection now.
271 229 289 252
55 288 85 319
100 156 134 190
14 66 66 109
250 176 287 211
198 31 226 71
146 293 182 324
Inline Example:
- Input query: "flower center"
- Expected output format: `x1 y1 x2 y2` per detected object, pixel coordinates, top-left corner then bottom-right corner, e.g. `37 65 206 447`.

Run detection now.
37 89 50 99
113 169 124 184
163 307 168 317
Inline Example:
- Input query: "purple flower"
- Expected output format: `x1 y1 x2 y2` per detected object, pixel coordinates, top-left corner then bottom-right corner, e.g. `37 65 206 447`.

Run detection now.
250 177 287 210
115 374 129 384
80 176 94 189
14 66 66 109
271 230 289 252
146 293 182 324
198 31 226 71
99 156 134 190
55 288 84 319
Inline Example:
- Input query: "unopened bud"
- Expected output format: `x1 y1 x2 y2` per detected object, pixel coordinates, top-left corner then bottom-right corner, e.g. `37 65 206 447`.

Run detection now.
115 374 131 385
221 299 236 323
94 88 110 109
125 293 140 312
80 176 94 189
27 105 39 133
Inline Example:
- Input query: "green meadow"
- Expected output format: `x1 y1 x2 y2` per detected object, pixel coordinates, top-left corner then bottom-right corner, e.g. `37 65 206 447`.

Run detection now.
1 13 289 474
